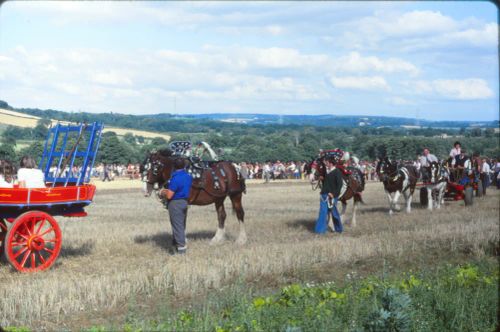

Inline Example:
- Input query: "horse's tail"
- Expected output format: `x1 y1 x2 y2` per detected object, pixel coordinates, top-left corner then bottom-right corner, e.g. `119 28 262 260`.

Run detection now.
230 161 247 194
240 177 247 194
352 167 365 192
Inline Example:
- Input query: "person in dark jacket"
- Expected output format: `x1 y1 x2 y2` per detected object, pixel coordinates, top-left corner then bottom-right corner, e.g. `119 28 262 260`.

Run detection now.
314 157 344 234
161 158 193 254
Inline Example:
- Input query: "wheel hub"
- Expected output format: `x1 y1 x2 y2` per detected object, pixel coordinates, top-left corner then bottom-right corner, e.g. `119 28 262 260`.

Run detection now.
28 236 45 251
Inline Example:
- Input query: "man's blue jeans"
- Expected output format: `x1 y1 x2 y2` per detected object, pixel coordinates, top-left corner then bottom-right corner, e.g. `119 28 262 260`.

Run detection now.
315 194 343 234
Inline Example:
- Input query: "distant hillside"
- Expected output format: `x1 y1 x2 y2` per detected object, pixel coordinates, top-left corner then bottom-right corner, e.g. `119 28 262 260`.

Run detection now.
0 100 497 136
181 113 498 129
0 104 170 141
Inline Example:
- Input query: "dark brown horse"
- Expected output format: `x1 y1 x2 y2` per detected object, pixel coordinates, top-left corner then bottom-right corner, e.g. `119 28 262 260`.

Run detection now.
310 157 365 226
144 150 247 245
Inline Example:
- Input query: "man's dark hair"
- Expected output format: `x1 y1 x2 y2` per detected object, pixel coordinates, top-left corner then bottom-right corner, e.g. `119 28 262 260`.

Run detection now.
454 141 461 147
173 158 185 170
20 156 36 169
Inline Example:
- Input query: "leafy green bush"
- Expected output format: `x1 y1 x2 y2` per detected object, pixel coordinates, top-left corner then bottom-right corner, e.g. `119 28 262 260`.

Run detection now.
106 262 498 332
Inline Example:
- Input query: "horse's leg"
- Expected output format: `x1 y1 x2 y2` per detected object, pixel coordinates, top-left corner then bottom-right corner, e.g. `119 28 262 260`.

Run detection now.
327 213 334 232
351 199 358 227
393 190 401 211
385 190 394 215
340 201 347 216
339 199 349 225
230 193 247 245
436 185 445 209
427 187 433 210
210 198 227 245
404 189 412 213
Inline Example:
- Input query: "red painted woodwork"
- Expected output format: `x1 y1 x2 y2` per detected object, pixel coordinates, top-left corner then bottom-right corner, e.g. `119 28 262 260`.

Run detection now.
0 184 96 206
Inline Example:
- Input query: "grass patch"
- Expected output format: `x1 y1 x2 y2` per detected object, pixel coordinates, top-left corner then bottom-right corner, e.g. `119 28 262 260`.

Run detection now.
77 259 498 332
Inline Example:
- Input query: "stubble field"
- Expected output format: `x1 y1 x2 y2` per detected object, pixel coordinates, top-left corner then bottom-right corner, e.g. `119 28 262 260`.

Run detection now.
0 179 498 329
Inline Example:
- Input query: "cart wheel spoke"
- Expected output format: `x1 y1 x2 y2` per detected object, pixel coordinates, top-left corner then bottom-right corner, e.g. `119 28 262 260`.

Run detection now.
37 251 47 264
31 253 36 269
20 250 31 267
11 241 28 247
43 247 55 254
13 246 29 259
38 227 55 238
35 219 46 235
17 233 29 241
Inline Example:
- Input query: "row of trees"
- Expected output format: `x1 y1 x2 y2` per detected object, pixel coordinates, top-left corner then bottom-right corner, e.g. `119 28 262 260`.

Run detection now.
1 119 499 166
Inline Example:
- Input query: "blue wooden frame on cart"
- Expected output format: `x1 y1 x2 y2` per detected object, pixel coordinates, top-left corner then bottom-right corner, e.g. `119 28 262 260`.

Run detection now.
39 122 104 187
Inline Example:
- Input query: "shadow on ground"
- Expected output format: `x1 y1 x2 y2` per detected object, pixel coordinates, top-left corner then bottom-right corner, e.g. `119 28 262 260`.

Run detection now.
134 231 215 252
60 240 95 258
286 219 316 233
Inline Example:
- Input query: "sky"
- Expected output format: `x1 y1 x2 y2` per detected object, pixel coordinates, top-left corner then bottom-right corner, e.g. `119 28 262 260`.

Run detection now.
0 1 498 121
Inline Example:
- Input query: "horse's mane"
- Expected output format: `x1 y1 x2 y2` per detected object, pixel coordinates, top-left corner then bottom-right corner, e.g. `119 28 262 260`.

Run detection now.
158 148 173 157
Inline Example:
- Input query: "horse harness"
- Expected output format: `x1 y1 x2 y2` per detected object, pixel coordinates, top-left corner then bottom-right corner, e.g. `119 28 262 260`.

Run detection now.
187 159 225 192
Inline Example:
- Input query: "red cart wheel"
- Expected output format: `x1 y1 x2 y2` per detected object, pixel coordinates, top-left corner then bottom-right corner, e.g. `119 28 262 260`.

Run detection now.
4 211 62 272
0 219 7 256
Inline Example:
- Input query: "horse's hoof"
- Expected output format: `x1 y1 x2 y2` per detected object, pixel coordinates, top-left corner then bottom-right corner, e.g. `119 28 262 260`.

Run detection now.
210 238 224 246
236 234 247 245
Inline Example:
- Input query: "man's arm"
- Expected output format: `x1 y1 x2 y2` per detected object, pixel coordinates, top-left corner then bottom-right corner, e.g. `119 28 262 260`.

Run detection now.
165 189 175 200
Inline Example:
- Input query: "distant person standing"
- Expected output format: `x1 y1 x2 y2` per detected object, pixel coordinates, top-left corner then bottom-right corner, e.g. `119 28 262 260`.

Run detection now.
263 162 271 183
102 163 111 182
161 158 193 255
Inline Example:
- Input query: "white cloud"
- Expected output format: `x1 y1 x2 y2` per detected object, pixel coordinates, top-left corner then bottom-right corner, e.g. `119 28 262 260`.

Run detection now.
333 9 497 51
265 25 285 36
432 79 494 100
408 79 494 100
91 72 133 87
334 52 419 76
329 76 390 91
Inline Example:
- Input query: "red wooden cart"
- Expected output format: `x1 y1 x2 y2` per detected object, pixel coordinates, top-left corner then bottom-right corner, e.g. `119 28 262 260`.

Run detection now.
0 185 96 272
0 122 103 272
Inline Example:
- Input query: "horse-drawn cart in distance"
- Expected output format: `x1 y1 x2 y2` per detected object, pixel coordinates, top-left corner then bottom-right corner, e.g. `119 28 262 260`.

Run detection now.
419 162 481 207
0 122 103 272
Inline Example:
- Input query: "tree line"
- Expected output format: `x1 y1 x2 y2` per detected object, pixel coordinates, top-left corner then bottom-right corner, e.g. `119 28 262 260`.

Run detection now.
1 119 498 165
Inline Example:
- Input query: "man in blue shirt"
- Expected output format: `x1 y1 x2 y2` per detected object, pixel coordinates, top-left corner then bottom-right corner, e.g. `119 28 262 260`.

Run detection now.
162 158 192 254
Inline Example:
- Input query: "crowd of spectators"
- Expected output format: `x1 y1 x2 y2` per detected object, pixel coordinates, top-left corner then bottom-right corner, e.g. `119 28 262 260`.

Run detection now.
232 160 382 182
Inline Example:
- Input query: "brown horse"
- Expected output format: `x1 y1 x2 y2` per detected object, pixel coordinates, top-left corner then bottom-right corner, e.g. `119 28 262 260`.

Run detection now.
144 150 247 245
310 156 365 226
